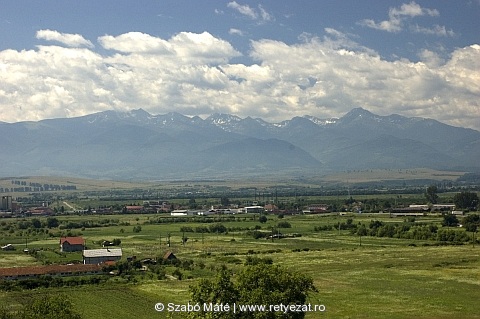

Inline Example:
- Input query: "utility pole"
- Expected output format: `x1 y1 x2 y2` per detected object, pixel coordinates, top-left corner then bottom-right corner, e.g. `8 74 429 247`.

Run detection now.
473 231 476 249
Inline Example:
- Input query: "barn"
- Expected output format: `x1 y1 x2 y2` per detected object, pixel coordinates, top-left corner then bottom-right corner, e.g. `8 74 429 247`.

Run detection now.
83 248 122 264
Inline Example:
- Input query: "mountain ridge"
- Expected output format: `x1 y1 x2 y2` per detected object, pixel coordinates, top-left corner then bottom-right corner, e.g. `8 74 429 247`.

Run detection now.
1 107 479 180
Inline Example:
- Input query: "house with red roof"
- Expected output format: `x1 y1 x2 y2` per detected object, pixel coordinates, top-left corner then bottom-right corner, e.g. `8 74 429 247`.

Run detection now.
60 236 85 252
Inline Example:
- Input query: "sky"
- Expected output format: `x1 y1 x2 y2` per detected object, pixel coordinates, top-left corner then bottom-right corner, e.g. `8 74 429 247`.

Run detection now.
1 0 479 130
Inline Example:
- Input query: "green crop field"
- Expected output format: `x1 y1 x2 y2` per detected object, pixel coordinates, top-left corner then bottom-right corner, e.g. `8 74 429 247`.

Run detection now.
1 212 479 318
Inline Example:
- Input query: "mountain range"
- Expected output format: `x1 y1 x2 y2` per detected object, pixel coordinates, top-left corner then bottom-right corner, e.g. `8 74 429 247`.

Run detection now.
1 107 479 180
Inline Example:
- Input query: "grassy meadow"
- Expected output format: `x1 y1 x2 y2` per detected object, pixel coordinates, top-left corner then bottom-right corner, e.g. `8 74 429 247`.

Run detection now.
0 212 479 318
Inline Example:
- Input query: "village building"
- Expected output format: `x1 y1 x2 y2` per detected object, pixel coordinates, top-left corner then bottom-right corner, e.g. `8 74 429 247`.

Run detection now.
124 205 144 212
27 206 54 216
431 204 456 211
244 206 265 214
305 204 330 214
163 251 177 261
0 196 13 211
264 204 279 212
60 236 85 252
170 210 189 216
1 244 15 251
83 248 122 265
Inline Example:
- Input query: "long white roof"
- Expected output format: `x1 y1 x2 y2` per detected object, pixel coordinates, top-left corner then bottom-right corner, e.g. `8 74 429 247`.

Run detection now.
83 248 122 258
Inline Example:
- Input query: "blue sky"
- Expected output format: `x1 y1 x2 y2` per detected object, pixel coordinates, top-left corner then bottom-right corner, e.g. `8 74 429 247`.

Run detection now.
1 0 479 130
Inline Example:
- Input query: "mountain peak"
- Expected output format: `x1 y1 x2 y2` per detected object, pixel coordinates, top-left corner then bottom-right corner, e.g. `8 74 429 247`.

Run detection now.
337 107 380 125
343 107 374 119
303 115 338 126
128 108 151 117
206 113 242 126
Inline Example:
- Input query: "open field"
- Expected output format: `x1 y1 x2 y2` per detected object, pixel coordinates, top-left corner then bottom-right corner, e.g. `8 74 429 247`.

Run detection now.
0 168 470 195
0 176 152 192
321 168 466 184
1 212 480 318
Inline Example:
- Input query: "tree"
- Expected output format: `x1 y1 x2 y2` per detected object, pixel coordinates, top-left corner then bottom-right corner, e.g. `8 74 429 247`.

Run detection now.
220 196 231 207
31 219 42 229
187 264 317 319
462 214 480 247
21 294 82 319
453 192 479 210
258 215 267 224
463 214 480 233
442 214 459 227
188 198 197 209
425 185 439 204
277 221 291 228
46 217 59 228
357 224 368 237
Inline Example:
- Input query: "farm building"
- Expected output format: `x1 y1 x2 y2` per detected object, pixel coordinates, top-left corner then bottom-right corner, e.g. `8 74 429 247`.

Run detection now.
0 264 104 280
305 204 329 214
163 251 177 261
125 205 144 212
83 248 122 265
60 236 85 252
390 206 429 217
244 206 265 213
171 210 189 216
1 244 15 251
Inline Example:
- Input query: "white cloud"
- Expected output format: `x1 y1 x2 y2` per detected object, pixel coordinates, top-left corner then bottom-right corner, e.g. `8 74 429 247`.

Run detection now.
418 49 444 67
99 31 240 64
227 1 257 19
36 29 94 48
229 28 245 36
169 31 241 63
411 24 455 37
0 30 479 131
390 1 439 18
227 1 274 23
258 5 274 22
359 1 449 35
99 32 173 53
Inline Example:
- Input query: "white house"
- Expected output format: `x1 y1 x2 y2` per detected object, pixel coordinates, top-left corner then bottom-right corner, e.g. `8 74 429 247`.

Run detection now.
244 206 265 214
170 210 188 216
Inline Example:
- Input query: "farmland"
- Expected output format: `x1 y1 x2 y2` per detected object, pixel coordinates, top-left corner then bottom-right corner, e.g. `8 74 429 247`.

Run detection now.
1 210 479 318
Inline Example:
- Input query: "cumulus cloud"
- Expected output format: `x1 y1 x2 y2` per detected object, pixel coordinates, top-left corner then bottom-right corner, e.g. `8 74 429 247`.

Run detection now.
359 1 452 36
418 49 444 67
0 30 479 131
227 1 273 22
99 31 240 64
36 29 94 48
98 32 172 54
